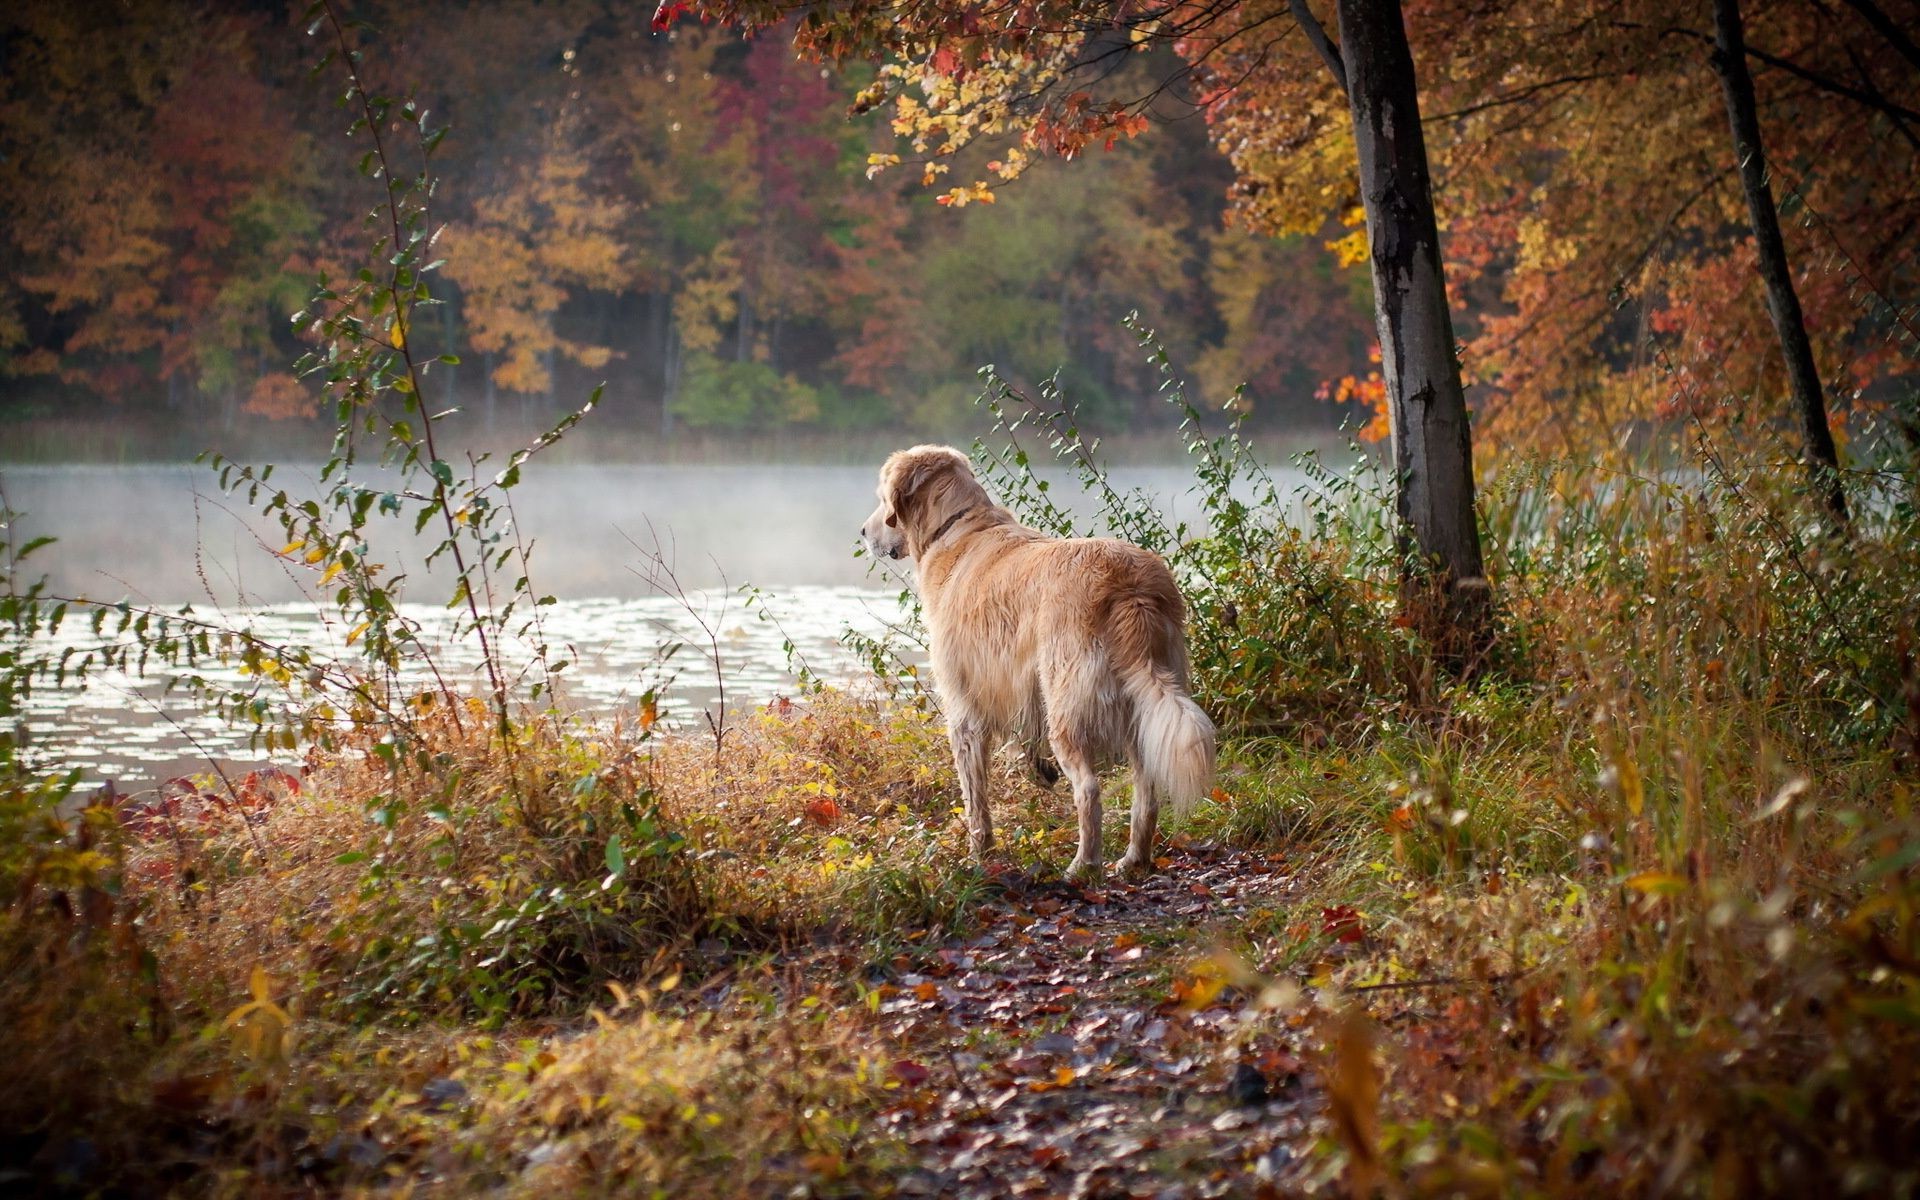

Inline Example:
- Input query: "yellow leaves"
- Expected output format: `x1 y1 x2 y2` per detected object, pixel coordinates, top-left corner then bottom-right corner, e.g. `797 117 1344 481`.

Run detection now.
985 146 1030 180
223 965 294 1068
1517 212 1580 272
443 137 628 395
1605 747 1645 817
673 244 743 354
864 152 901 180
1622 870 1688 896
1172 957 1230 1010
36 846 116 890
1326 207 1370 268
934 182 997 209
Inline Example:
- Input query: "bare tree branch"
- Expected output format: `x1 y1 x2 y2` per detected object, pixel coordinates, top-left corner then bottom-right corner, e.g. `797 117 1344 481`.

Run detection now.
1289 0 1349 96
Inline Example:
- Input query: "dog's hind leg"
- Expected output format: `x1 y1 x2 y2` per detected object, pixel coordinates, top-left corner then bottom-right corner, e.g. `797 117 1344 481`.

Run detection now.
1016 688 1060 787
1023 741 1061 787
1116 760 1159 879
950 715 994 860
1055 741 1103 883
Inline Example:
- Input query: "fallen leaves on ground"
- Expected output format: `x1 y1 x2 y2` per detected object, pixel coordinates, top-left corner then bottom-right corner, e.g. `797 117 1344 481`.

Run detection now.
850 842 1312 1198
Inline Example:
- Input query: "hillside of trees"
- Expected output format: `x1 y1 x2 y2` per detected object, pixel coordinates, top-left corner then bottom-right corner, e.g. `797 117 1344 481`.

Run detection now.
0 0 1381 452
8 0 1913 461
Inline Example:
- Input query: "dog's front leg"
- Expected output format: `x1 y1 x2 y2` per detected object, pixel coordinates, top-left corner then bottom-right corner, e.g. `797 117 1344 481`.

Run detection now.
950 717 993 860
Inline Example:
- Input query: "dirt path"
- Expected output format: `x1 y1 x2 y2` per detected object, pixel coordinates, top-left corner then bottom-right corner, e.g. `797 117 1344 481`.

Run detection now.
859 842 1319 1198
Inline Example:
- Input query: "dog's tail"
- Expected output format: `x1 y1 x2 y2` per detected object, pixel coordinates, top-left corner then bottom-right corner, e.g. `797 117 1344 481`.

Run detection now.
1132 670 1216 818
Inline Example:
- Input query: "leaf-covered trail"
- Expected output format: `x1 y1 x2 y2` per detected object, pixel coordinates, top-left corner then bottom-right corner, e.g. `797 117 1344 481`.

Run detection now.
856 842 1317 1198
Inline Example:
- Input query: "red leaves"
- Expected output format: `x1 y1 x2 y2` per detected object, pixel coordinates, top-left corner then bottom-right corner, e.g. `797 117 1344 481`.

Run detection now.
804 796 842 826
119 767 298 839
649 2 689 33
890 1059 931 1087
1320 905 1367 944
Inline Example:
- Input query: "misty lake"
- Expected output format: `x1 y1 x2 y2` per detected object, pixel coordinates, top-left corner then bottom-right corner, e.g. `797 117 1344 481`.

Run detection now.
7 459 1308 788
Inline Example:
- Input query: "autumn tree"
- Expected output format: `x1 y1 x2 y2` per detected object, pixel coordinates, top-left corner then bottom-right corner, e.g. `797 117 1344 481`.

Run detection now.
444 125 631 419
1393 0 1918 466
0 2 312 421
1325 0 1488 642
686 0 1492 647
1709 0 1848 527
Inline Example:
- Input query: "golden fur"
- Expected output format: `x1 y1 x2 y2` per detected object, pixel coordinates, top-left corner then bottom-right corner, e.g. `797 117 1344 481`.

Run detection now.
862 445 1216 880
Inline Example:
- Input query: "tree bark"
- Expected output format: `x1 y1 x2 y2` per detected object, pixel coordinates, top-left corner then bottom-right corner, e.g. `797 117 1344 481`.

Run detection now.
1710 0 1850 529
482 350 497 434
1333 0 1490 656
440 295 458 407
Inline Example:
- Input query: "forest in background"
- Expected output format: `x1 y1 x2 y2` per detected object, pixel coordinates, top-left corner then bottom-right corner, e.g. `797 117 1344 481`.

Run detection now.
4 0 1915 461
0 0 1378 455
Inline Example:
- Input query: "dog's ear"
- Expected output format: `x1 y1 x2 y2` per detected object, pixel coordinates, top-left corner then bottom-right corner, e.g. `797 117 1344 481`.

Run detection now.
886 454 947 526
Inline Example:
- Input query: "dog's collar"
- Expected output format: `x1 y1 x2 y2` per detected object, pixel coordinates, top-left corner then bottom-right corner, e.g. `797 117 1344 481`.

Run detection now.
918 506 977 556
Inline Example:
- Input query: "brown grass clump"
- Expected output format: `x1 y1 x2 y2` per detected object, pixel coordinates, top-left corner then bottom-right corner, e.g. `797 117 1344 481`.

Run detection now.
0 790 168 1184
133 695 714 1023
4 692 958 1194
648 689 1074 938
160 993 905 1197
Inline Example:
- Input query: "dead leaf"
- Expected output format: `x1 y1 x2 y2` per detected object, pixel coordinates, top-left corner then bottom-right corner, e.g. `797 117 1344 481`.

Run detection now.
1322 1005 1382 1196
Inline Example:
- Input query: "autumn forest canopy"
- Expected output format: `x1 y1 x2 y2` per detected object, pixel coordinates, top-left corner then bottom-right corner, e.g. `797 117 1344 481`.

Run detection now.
1 0 1915 460
0 0 1375 451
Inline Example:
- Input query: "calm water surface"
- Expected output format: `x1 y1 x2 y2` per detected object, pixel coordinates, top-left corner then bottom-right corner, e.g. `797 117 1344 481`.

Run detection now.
6 460 1302 787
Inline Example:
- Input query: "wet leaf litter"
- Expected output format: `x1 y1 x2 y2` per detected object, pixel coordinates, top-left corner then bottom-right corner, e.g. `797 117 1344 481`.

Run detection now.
857 841 1312 1198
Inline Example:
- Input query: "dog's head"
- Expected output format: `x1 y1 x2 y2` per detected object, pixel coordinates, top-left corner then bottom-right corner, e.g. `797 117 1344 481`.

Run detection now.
862 444 986 561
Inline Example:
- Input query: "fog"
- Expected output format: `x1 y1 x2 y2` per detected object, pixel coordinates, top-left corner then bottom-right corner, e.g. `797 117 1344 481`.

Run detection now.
4 460 1291 606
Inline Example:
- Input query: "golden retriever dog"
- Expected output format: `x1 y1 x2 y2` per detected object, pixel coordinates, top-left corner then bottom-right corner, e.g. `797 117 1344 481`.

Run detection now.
862 445 1215 881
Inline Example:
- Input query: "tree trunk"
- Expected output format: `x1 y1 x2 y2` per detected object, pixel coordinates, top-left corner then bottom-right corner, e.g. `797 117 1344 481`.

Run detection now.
662 322 681 438
1710 0 1850 529
1334 0 1489 656
440 296 458 408
483 350 498 434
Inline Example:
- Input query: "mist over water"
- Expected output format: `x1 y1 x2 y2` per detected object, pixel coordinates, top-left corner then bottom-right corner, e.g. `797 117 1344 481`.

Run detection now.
6 458 1306 786
8 462 891 604
4 461 1278 603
